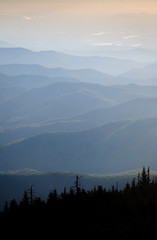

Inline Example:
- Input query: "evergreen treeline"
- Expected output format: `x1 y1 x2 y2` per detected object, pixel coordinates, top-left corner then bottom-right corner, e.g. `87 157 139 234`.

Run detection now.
1 167 157 239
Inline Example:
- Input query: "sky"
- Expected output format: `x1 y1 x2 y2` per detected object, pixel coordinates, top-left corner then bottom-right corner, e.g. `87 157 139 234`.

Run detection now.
0 0 157 52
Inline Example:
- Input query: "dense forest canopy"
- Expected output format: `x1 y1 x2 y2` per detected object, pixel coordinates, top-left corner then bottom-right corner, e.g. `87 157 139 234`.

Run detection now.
1 168 157 239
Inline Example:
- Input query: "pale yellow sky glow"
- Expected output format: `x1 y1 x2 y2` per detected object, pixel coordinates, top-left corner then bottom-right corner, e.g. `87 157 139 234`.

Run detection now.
0 0 157 51
1 0 157 15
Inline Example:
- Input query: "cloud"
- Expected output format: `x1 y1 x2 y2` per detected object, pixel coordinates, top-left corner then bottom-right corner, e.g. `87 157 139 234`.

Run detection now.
122 35 139 39
93 31 117 36
115 43 123 46
93 42 123 47
93 42 113 46
22 16 32 21
130 43 141 47
93 32 105 36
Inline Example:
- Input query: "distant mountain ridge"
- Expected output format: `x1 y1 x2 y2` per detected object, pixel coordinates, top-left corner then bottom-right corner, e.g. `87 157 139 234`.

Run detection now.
1 63 157 86
0 82 118 128
0 72 80 89
0 64 115 85
1 81 157 129
120 62 157 80
0 47 140 75
1 84 157 144
71 48 157 62
0 118 157 174
0 47 157 179
71 97 157 125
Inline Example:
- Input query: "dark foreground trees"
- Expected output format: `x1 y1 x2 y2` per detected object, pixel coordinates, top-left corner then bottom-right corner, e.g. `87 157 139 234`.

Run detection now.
1 168 157 239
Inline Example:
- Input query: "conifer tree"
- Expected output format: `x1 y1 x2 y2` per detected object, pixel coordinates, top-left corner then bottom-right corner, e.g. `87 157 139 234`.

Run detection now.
138 167 150 188
4 201 9 213
20 190 29 208
74 175 81 194
9 199 18 212
47 189 58 206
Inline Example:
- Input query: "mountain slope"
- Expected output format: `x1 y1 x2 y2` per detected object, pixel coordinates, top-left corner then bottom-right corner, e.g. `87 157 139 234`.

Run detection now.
120 62 157 80
0 82 117 128
0 72 80 89
0 120 97 146
1 82 149 129
72 97 157 125
1 92 157 144
0 64 118 85
1 87 157 144
0 120 130 172
0 48 139 75
0 118 157 174
0 86 26 104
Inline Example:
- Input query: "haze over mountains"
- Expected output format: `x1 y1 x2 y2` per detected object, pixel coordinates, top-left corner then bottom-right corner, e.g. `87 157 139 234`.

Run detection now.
0 48 141 75
0 48 157 174
78 48 157 62
1 118 157 174
1 47 157 208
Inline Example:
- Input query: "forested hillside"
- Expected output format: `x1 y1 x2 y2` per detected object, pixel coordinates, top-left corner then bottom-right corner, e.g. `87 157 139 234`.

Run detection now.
1 168 157 239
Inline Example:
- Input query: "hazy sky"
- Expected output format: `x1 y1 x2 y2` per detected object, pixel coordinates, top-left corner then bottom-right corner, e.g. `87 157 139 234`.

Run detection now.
0 0 157 51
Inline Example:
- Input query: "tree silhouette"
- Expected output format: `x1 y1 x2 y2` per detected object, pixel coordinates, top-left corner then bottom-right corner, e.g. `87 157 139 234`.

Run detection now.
1 167 157 239
138 167 150 188
4 202 9 213
9 199 18 212
20 190 29 208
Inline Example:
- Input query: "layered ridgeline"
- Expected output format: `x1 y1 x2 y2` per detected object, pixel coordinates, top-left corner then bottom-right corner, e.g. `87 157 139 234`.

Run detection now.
1 48 157 193
1 94 157 145
1 47 157 216
1 63 157 86
0 118 157 174
1 80 157 130
0 48 139 75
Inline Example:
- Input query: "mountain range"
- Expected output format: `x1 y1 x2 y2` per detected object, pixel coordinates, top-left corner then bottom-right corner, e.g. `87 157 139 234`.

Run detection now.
1 80 157 129
1 46 157 213
120 62 157 80
1 95 157 146
0 82 116 128
0 48 140 75
69 48 157 62
1 62 157 86
0 47 157 188
0 118 157 174
71 97 157 125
